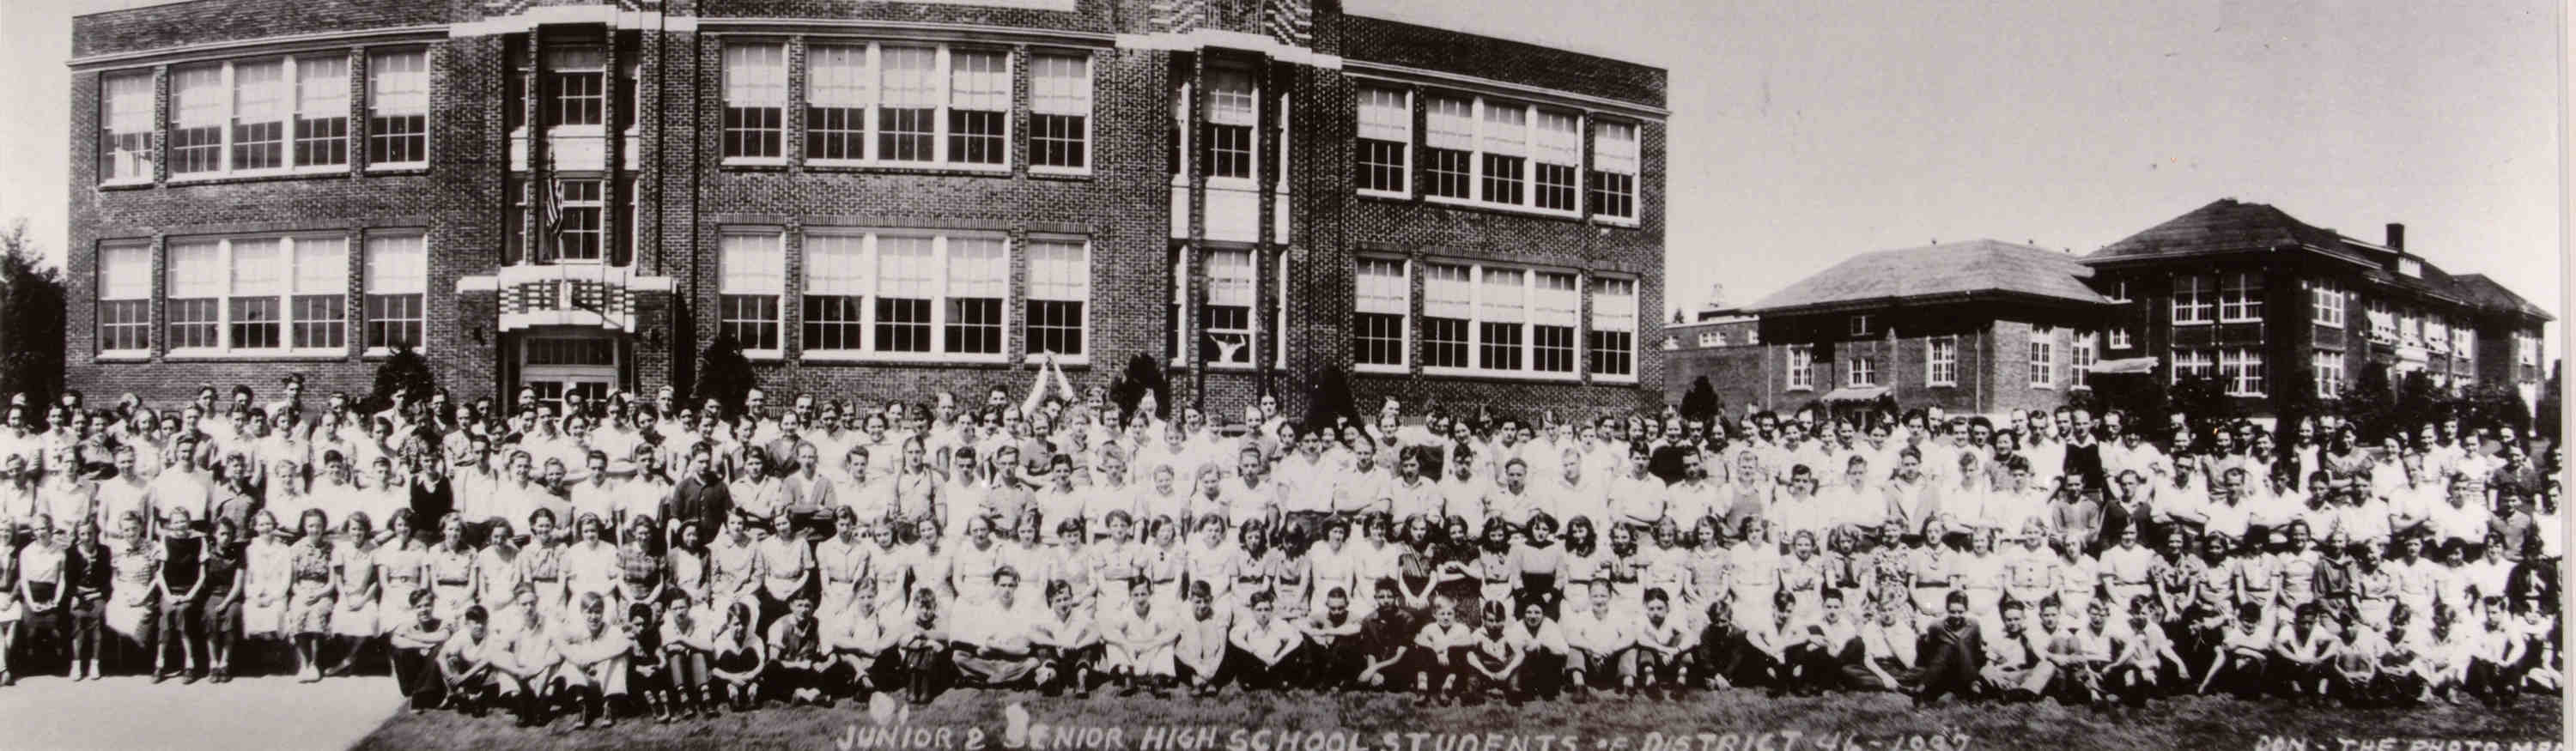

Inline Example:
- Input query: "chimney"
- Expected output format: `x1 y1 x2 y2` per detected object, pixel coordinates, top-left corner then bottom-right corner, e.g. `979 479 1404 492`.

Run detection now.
2385 222 2405 251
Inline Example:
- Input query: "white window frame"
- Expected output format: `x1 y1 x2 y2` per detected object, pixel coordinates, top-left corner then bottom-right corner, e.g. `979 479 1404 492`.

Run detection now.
804 42 872 165
2108 327 2132 349
95 242 152 358
720 42 787 165
361 232 429 355
719 229 787 359
1418 92 1585 220
1022 237 1091 364
365 48 429 170
2071 330 2097 390
2518 332 2538 366
1200 247 1257 368
2171 348 2214 384
2218 271 2264 324
1273 251 1291 370
1028 51 1093 175
1589 120 1639 225
2027 326 2056 389
2218 347 2265 397
1925 335 1958 386
1352 256 1410 373
2172 274 2214 324
1528 270 1581 376
99 70 157 185
1417 261 1583 382
547 179 607 263
1846 356 1876 387
1203 67 1259 190
1587 275 1638 383
161 233 349 359
168 56 357 180
2366 300 2397 341
794 41 1016 172
1786 343 1814 391
1354 86 1412 197
786 230 1018 365
2314 350 2343 398
2309 277 2344 328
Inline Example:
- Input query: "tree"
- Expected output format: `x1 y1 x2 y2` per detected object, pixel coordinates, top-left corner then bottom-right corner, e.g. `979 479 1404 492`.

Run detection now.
2270 366 2324 436
1108 352 1170 421
1303 366 1359 433
2342 364 2397 441
2393 371 2444 433
2170 375 2235 432
1679 375 1720 423
2457 383 2533 441
2093 372 2167 427
2537 361 2562 445
692 333 757 417
360 345 439 415
0 220 65 412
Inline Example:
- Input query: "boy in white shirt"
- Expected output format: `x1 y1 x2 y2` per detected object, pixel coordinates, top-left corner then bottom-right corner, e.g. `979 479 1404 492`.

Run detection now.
1558 580 1631 701
1103 578 1178 696
1625 588 1692 700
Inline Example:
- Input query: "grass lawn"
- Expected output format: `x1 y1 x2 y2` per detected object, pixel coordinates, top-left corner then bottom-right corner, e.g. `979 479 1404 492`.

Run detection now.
354 687 2563 751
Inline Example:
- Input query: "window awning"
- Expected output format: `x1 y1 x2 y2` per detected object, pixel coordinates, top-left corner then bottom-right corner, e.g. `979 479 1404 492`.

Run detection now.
1820 385 1888 402
2089 357 2160 375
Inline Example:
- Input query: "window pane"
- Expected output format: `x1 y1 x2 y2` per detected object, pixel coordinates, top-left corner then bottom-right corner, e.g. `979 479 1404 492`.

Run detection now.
878 47 936 161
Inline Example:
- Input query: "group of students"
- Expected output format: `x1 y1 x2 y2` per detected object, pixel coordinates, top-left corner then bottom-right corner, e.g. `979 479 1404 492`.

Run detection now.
0 367 2562 730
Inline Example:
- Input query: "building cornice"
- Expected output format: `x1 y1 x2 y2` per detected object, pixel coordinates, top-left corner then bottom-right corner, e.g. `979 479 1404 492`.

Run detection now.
701 18 1115 48
70 25 449 71
1341 59 1669 122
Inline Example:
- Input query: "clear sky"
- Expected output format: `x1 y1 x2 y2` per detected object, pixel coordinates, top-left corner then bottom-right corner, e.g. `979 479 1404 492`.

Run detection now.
2 0 2561 349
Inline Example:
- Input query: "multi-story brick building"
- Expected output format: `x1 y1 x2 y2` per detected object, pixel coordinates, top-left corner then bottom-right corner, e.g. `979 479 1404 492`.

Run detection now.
64 0 1668 421
2086 198 2551 413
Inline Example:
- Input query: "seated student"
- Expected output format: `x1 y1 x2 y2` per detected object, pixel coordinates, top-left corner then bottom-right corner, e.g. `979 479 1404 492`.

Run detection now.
1228 590 1304 691
2327 609 2390 707
1690 596 1744 691
387 589 453 714
2104 597 2184 707
1102 578 1179 697
2368 604 2432 706
1856 600 1919 692
2197 603 2272 698
660 594 714 719
1736 591 1801 693
1411 596 1473 706
764 594 828 705
626 602 676 724
951 567 1043 688
1915 591 1986 706
553 591 635 730
2508 601 2561 694
2462 598 2530 707
2269 602 2336 701
2032 597 2099 706
1297 585 1366 688
1503 600 1569 700
705 600 769 712
489 587 562 728
1792 586 1864 696
888 588 951 706
1558 580 1630 701
436 606 502 718
822 585 893 702
1034 580 1103 697
1353 581 1419 691
1978 598 2048 702
1625 588 1692 700
1460 601 1523 705
1175 582 1231 697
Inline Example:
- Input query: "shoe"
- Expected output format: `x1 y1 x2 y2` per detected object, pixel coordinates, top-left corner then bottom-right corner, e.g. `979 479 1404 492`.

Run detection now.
152 672 170 684
181 673 201 685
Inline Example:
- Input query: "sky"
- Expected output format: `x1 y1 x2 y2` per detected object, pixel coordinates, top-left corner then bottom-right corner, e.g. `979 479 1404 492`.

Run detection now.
2 0 2562 351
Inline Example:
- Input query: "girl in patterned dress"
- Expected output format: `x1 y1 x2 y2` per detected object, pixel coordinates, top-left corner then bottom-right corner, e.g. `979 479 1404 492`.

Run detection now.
618 516 667 614
428 515 477 627
517 511 570 623
287 508 337 681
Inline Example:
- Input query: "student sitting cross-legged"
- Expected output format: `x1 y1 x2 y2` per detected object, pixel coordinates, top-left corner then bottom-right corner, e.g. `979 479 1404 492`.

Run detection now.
1558 581 1631 702
1625 588 1692 700
1352 580 1420 692
1175 582 1232 697
1228 590 1306 691
1297 585 1368 688
1412 596 1474 706
1504 600 1570 701
1034 579 1104 697
951 566 1044 689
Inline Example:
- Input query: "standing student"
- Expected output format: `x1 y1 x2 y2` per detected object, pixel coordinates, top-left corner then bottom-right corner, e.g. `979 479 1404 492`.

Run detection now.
197 518 246 682
152 509 207 681
286 509 338 682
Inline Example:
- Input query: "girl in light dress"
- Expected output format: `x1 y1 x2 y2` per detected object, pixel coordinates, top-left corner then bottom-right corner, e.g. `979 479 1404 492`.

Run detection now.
377 511 431 637
286 508 338 681
324 512 381 676
428 515 479 627
103 512 161 668
475 518 523 613
1727 518 1783 629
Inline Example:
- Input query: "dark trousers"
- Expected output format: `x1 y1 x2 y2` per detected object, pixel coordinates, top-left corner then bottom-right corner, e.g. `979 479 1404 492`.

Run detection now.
155 594 204 669
1225 644 1303 691
1915 640 1981 704
393 647 444 709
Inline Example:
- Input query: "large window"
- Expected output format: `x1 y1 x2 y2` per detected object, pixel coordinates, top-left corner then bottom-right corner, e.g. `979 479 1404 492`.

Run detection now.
546 179 605 262
2172 274 2213 324
1422 263 1472 369
99 72 155 183
946 50 1008 166
1787 344 1814 391
1589 121 1638 221
1926 335 1958 385
1355 87 1410 195
2309 277 2343 328
2027 327 2055 388
1206 70 1257 182
362 233 427 352
720 231 785 354
2171 348 2215 382
878 46 939 162
164 235 346 355
170 56 361 177
546 46 607 128
1030 54 1091 171
1846 357 1877 387
1476 268 1526 371
1422 96 1473 199
1478 103 1528 206
1353 257 1408 370
1530 271 1578 373
2518 331 2539 366
95 243 151 354
801 232 868 353
1589 276 1637 379
2071 330 2097 388
2314 350 2343 398
2218 347 2264 396
721 43 785 160
2218 271 2263 323
1202 248 1255 365
1024 239 1088 358
295 55 350 169
791 231 1029 362
1533 111 1581 212
805 45 868 162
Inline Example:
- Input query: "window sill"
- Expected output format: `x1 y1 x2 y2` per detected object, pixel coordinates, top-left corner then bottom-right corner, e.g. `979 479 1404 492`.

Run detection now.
1590 374 1638 385
1420 366 1580 384
165 170 351 187
2172 319 2212 326
366 164 429 175
745 349 786 362
94 352 152 363
1029 166 1093 179
1787 386 1814 392
2030 385 2055 391
162 350 349 362
1207 178 1259 191
1422 195 1584 221
1356 189 1411 201
1926 381 1959 388
362 347 431 360
98 179 155 191
1352 363 1408 376
1017 353 1090 368
1592 215 1641 228
2217 318 2263 325
721 158 791 170
1206 361 1258 372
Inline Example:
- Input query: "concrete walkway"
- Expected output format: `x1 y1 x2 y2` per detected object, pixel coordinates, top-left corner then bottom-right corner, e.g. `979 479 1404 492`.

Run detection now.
0 674 405 750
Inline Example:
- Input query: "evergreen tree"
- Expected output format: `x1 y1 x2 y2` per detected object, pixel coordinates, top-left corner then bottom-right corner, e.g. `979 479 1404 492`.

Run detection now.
693 333 757 418
2537 361 2562 445
1109 352 1171 422
0 220 65 410
1679 376 1720 423
361 345 440 415
1304 366 1359 433
2343 364 2397 440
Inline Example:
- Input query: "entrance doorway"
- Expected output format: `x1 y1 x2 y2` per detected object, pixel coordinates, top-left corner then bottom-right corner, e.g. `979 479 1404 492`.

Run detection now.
519 335 619 411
